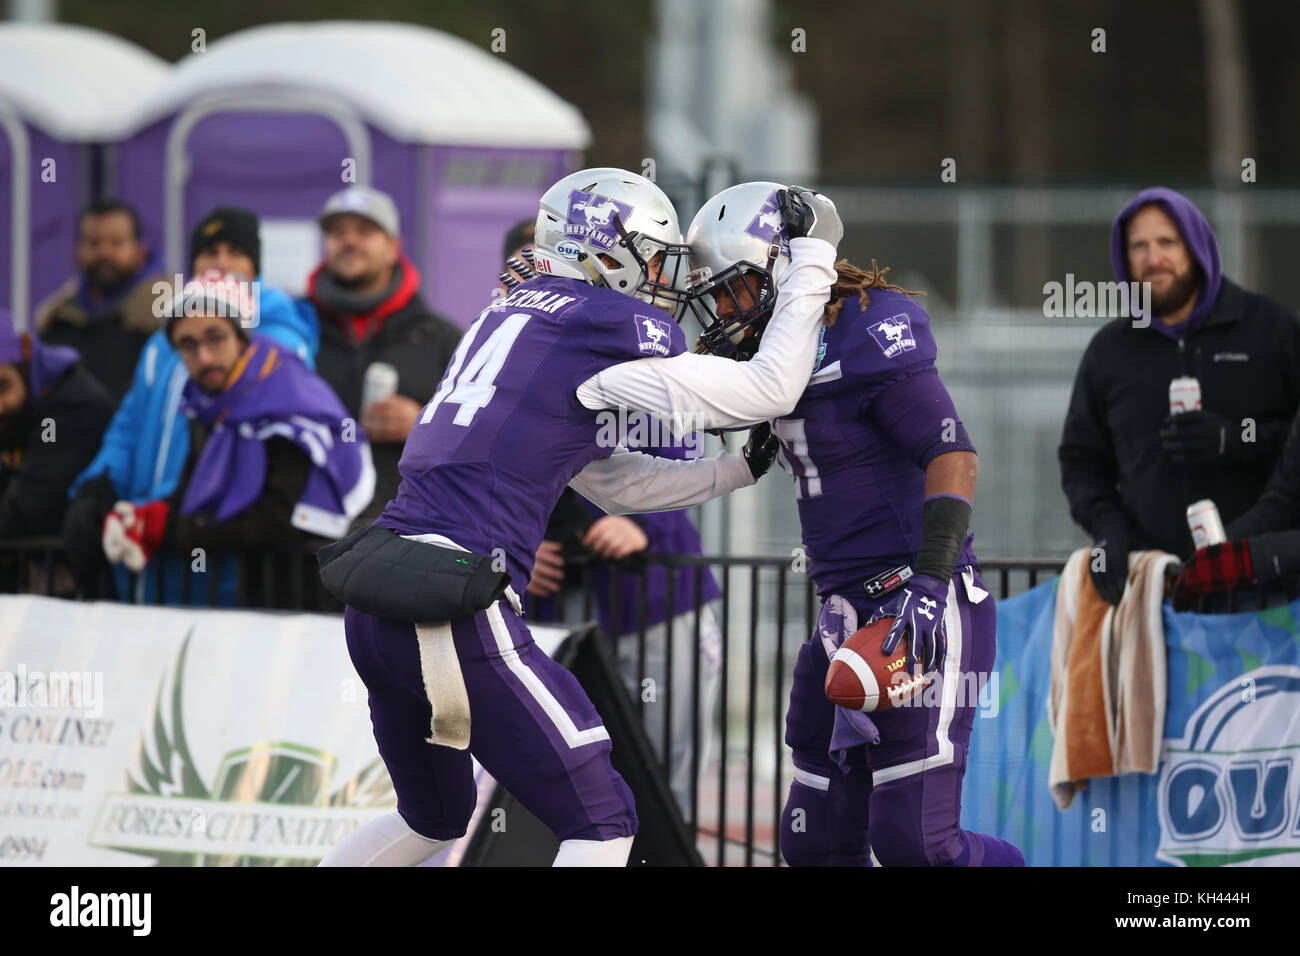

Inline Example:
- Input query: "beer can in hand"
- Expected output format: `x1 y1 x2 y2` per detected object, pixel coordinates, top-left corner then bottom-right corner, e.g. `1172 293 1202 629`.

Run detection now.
361 362 399 413
1169 376 1202 414
1187 499 1226 551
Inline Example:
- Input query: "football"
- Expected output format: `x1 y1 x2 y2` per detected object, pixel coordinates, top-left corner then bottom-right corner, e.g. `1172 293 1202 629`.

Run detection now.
824 616 929 712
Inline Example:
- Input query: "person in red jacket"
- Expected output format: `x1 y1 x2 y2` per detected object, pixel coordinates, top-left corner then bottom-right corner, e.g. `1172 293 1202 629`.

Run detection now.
299 186 461 524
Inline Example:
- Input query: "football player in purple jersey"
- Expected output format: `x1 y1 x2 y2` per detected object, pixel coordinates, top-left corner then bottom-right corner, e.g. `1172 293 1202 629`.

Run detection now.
317 169 841 867
685 182 1025 867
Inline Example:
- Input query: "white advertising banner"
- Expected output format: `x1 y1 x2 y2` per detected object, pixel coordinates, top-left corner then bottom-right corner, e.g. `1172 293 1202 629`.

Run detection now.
0 595 571 867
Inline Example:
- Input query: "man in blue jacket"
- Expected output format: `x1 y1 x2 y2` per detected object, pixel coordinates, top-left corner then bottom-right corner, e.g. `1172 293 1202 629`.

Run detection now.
62 206 319 604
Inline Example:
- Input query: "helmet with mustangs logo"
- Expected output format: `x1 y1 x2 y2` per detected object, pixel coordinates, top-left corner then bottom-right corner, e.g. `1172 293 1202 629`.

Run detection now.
532 167 691 319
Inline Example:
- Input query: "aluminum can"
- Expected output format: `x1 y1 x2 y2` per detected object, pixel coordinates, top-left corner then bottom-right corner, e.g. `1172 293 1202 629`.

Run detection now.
1187 499 1226 551
361 362 399 412
1169 376 1202 414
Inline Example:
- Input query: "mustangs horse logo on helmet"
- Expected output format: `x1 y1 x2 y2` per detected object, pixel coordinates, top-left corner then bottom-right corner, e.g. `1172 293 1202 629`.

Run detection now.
743 190 792 258
566 189 635 252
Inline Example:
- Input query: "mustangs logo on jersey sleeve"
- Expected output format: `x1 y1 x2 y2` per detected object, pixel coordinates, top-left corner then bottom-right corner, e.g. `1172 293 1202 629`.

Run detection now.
867 313 918 359
826 292 937 387
635 313 674 356
565 189 635 252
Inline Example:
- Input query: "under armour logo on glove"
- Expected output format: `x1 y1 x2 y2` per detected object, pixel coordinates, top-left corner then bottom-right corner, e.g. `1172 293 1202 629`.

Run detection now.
880 574 950 675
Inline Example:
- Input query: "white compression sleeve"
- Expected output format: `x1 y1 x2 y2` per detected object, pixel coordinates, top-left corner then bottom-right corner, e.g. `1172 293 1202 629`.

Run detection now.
574 236 837 432
569 445 754 515
317 810 454 867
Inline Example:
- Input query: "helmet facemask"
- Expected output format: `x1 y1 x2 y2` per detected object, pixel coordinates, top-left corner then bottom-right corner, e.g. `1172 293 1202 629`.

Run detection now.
601 213 693 321
685 244 780 360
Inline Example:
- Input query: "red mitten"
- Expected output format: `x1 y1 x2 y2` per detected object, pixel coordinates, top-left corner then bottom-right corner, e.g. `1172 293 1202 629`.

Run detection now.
101 500 170 572
1172 540 1254 611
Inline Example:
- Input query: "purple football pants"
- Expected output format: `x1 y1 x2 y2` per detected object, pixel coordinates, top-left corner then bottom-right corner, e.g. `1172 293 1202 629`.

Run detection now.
344 600 638 843
779 567 1025 866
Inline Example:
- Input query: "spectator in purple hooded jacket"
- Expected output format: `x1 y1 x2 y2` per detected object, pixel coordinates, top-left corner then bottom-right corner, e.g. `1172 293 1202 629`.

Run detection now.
0 309 113 542
98 273 374 603
1059 186 1300 604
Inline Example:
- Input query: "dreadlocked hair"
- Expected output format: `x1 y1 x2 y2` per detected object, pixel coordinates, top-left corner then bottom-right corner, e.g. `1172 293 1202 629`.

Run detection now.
823 258 925 327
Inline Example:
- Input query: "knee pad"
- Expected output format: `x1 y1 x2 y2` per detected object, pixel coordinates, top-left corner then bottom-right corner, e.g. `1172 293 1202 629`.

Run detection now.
869 825 949 867
868 776 964 867
966 833 1027 867
780 779 870 867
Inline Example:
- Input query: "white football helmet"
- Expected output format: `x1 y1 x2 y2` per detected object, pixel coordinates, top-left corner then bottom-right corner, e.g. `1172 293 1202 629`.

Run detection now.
685 181 793 359
532 167 691 318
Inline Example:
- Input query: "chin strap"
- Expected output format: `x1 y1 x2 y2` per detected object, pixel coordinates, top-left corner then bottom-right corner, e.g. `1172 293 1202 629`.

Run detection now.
576 251 608 287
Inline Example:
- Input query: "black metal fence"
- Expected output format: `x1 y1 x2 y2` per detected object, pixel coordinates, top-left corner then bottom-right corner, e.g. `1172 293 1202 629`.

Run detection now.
550 553 1066 866
0 537 1074 865
0 535 339 610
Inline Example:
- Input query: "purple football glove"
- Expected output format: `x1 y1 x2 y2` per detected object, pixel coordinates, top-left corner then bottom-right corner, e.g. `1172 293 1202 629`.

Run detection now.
881 573 949 675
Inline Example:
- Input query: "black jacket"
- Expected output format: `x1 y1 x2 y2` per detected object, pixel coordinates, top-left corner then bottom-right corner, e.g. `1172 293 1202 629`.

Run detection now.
1223 409 1300 586
0 364 114 539
35 271 168 406
1059 278 1300 558
311 289 461 524
1231 409 1300 539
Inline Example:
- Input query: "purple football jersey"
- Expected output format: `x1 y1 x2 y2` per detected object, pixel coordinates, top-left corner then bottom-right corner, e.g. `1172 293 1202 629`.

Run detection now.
377 276 686 590
774 290 977 596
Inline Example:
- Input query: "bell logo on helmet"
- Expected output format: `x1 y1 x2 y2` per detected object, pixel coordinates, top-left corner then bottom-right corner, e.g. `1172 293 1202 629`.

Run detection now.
565 189 634 252
555 239 583 260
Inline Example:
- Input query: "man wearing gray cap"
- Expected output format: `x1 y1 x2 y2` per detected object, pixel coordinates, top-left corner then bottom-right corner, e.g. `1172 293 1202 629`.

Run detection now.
300 185 462 525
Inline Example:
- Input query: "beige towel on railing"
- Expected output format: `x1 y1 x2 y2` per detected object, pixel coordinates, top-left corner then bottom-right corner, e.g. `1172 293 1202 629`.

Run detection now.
1048 547 1176 809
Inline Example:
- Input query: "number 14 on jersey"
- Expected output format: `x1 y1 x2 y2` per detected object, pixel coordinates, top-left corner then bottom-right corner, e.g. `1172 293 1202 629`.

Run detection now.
420 313 531 428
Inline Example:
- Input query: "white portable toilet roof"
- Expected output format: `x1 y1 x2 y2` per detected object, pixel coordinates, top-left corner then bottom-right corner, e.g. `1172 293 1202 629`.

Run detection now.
130 20 592 150
0 23 168 141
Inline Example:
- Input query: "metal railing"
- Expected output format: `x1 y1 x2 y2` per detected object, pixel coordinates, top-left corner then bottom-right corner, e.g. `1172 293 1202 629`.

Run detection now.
0 535 341 611
0 539 1081 864
543 553 1065 866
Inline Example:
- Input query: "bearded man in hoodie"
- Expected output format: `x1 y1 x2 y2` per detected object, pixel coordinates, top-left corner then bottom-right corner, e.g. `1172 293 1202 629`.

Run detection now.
299 186 461 524
1059 186 1300 604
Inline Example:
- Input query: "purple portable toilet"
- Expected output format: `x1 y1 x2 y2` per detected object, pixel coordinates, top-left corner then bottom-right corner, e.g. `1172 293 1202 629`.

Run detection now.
114 21 590 327
0 24 166 330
